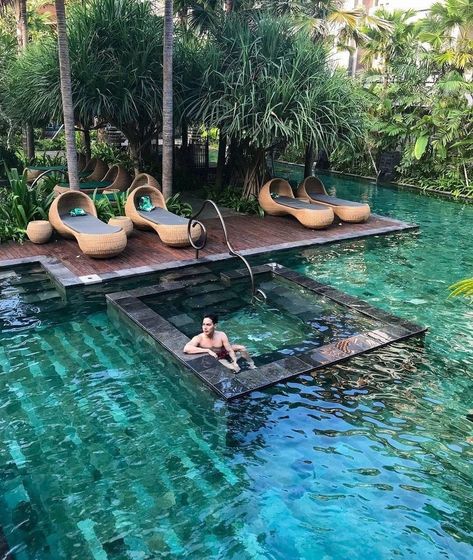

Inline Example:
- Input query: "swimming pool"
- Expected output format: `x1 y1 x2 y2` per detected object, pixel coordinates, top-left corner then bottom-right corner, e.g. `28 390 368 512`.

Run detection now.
0 167 472 559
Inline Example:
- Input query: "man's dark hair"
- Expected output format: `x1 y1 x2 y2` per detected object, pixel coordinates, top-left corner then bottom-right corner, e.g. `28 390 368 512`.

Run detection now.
203 313 218 324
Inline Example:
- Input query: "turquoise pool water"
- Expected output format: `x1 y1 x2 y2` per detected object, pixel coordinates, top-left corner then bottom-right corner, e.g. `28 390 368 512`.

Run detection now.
143 275 382 361
0 167 472 559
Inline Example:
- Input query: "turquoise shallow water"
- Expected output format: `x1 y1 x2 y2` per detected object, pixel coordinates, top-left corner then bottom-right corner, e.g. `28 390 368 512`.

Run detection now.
0 167 472 559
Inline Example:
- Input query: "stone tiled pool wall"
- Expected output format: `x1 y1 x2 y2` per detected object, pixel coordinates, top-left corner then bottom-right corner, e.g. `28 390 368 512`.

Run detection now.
106 264 427 400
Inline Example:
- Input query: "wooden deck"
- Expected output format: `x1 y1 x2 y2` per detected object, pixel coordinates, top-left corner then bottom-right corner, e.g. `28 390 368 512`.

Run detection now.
0 213 416 285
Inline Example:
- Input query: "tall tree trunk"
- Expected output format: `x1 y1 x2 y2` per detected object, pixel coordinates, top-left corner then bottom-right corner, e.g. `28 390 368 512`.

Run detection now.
304 142 314 178
55 0 79 189
162 0 173 199
82 128 91 162
242 148 266 199
15 0 35 162
215 131 226 191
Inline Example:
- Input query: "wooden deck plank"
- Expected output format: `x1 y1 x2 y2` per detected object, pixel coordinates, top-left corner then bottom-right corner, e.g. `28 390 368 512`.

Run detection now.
0 213 414 278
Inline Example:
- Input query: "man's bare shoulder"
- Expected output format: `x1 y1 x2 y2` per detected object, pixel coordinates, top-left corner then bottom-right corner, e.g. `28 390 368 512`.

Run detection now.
190 333 203 345
215 330 229 342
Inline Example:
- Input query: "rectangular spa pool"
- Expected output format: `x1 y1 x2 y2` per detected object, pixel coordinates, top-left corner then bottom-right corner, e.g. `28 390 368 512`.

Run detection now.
106 264 426 400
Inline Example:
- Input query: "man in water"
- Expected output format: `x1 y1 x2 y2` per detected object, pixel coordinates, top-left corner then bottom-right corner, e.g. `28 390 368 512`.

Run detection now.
183 313 256 373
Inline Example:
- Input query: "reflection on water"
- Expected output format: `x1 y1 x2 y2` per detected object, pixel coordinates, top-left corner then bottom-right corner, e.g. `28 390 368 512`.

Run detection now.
0 167 472 559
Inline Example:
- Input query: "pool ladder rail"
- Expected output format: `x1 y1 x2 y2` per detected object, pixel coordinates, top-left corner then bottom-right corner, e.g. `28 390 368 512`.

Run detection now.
187 199 267 303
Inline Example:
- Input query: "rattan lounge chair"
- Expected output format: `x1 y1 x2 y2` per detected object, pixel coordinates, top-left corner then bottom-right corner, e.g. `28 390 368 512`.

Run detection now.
26 153 87 183
83 158 108 182
49 191 127 258
297 176 370 223
125 181 202 247
258 178 334 229
101 165 132 192
128 172 161 191
53 180 113 197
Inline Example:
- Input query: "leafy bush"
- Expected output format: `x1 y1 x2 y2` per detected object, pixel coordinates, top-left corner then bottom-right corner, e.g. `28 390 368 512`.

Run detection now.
92 190 128 222
30 151 66 168
35 133 65 152
0 145 22 178
166 193 193 218
204 186 263 216
92 142 134 173
0 168 54 242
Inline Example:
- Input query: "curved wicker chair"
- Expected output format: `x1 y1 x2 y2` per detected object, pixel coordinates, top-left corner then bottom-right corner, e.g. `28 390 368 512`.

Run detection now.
297 176 370 223
27 153 86 183
125 183 202 247
53 180 113 197
49 191 127 258
83 158 108 182
258 178 334 229
80 157 97 176
128 173 161 192
101 165 132 192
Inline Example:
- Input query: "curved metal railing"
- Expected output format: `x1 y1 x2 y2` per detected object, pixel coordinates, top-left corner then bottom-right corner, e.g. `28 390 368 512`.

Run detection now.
187 199 266 303
30 168 69 189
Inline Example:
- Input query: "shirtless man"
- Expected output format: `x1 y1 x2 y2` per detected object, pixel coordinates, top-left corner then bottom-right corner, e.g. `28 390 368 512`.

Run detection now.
183 313 256 373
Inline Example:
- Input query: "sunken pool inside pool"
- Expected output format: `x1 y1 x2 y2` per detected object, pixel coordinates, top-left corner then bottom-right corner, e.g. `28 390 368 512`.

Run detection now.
106 264 426 400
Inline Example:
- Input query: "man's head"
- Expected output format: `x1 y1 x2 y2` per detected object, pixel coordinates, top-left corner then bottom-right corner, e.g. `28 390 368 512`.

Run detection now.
202 313 218 336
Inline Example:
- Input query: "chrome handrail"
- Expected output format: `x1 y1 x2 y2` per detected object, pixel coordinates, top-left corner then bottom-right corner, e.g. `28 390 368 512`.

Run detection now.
30 168 69 189
187 199 266 303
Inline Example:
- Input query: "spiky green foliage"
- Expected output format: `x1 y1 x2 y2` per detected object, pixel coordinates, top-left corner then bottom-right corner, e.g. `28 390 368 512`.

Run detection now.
188 14 364 195
0 168 54 241
4 0 164 167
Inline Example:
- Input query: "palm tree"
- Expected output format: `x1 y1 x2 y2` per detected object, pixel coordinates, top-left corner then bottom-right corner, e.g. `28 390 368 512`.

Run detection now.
0 0 35 161
418 0 473 73
54 0 79 189
162 0 173 198
5 0 165 173
189 14 364 197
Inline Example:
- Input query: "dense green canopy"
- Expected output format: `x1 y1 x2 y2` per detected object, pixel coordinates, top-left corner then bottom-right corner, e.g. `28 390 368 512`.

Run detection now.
188 14 364 195
4 0 164 166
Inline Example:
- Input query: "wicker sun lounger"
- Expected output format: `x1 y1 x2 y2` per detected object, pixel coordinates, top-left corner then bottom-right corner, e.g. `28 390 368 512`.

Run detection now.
128 173 161 191
83 158 108 182
100 165 132 192
125 181 202 247
49 191 127 258
26 153 87 183
297 176 370 223
258 178 334 229
53 180 112 197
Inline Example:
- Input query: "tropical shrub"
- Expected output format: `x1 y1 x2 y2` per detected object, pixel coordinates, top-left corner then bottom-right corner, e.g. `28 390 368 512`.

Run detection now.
0 168 54 241
188 13 364 197
449 278 473 299
91 143 134 173
4 0 165 170
165 193 193 218
0 144 22 178
92 190 128 222
204 186 263 216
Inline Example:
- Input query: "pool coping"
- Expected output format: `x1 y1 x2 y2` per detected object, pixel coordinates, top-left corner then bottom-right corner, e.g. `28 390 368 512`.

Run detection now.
0 214 417 291
106 263 427 400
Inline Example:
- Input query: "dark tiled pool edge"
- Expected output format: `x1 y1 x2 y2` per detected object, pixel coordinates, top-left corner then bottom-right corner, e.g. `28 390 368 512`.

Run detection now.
0 216 417 290
106 264 427 400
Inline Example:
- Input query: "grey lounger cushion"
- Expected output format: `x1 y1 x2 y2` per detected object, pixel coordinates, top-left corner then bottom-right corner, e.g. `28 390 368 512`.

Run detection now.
276 196 328 211
61 213 122 234
138 207 189 225
307 192 365 207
